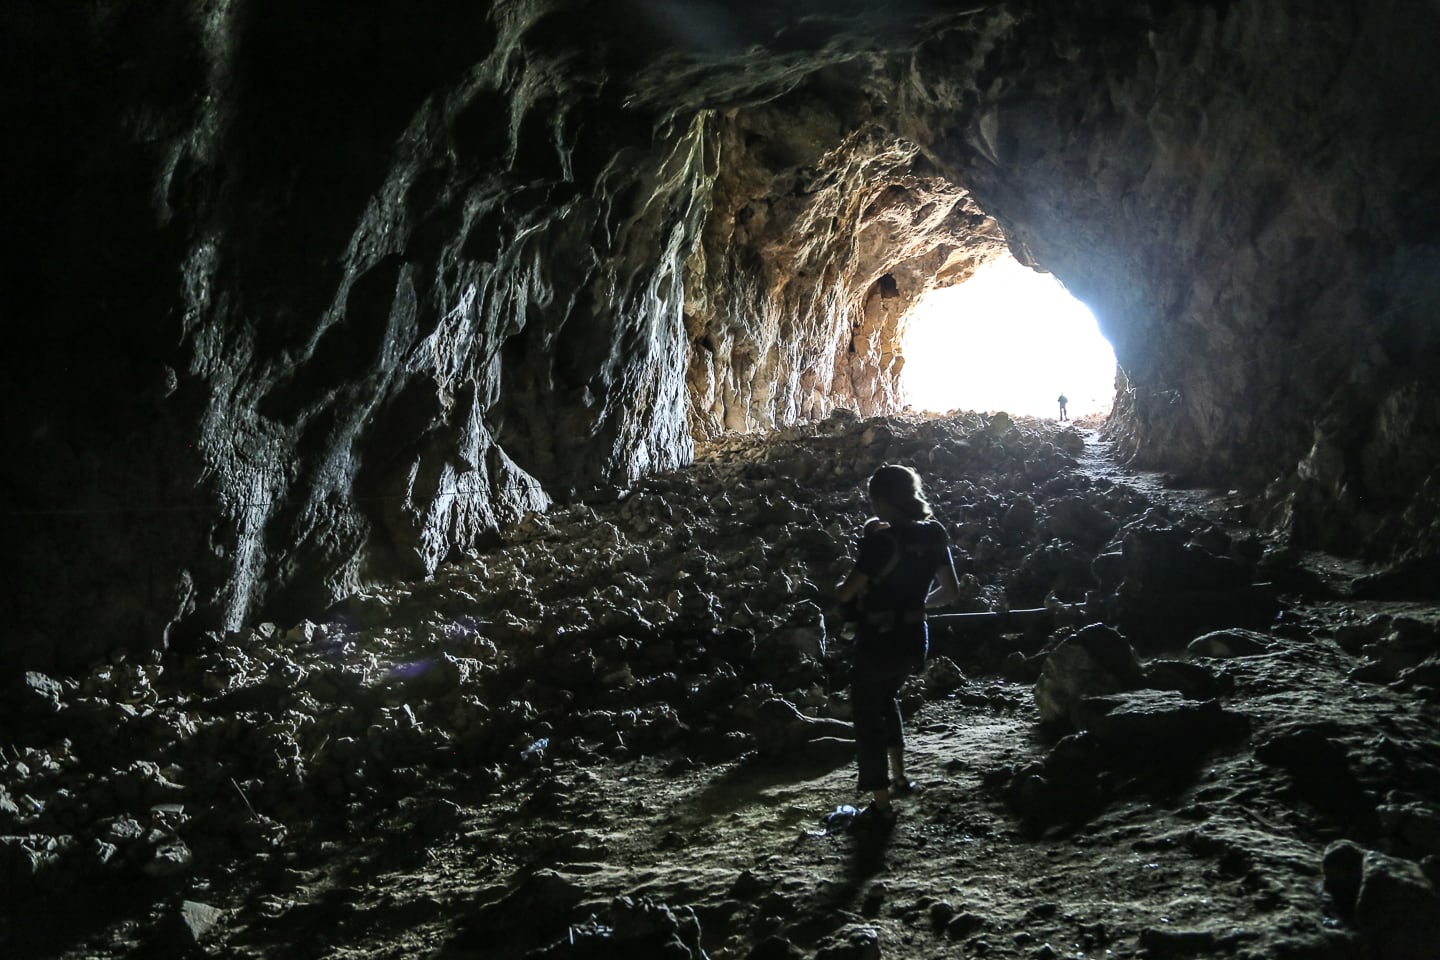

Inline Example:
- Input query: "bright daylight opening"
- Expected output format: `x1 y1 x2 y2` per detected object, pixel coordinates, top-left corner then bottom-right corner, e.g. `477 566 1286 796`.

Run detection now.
900 255 1116 419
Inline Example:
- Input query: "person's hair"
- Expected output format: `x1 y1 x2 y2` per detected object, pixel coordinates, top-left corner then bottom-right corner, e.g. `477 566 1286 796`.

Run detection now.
868 464 932 521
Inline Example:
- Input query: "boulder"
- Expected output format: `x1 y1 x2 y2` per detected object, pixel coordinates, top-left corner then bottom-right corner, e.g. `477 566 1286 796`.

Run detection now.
815 923 882 960
920 655 967 693
1322 839 1365 918
1001 496 1036 534
1044 496 1118 549
1379 802 1440 859
748 935 804 960
753 698 852 762
1118 526 1250 594
16 672 66 717
1186 628 1271 659
1034 624 1142 725
0 833 75 889
461 869 587 951
1353 849 1440 960
1069 690 1249 761
1140 659 1226 699
161 900 227 948
531 896 708 960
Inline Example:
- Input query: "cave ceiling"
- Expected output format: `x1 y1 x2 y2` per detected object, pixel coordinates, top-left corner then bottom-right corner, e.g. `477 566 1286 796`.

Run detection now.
2 0 1439 669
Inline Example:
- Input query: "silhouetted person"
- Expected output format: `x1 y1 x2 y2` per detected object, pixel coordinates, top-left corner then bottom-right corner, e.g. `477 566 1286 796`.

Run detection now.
1057 393 1068 420
835 464 961 825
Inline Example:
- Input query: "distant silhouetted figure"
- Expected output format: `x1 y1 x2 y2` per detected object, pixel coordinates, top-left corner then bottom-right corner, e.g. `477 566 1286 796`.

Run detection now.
835 464 961 826
1057 393 1068 420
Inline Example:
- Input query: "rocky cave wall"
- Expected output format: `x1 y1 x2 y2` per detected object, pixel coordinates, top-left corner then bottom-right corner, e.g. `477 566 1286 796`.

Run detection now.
685 77 1009 433
897 0 1440 556
3 0 1438 672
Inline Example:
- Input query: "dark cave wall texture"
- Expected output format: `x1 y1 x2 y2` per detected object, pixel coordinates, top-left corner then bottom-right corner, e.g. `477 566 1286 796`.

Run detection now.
2 0 1438 671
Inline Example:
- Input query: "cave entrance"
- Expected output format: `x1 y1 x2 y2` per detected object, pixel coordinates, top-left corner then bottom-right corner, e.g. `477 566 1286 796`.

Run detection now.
899 255 1116 419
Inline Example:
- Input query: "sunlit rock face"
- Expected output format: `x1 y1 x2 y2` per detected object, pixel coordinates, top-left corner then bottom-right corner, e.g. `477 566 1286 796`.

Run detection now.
3 0 1437 669
686 86 1007 432
900 2 1440 557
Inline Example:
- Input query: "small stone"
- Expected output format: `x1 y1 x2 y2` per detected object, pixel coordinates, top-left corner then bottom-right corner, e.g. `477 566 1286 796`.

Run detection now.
143 838 194 877
1186 628 1270 658
1323 839 1365 917
815 923 881 960
18 672 65 715
946 912 986 939
105 816 147 844
1138 927 1218 956
176 900 226 944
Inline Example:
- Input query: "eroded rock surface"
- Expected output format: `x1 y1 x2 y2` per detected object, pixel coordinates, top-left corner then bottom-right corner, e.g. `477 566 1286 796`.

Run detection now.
4 414 1440 959
4 4 1438 685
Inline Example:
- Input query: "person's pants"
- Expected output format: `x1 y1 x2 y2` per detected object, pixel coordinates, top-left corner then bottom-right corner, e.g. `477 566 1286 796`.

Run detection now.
851 648 922 791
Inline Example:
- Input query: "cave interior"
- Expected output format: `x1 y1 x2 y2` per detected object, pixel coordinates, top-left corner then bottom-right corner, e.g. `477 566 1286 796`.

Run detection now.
3 1 1440 958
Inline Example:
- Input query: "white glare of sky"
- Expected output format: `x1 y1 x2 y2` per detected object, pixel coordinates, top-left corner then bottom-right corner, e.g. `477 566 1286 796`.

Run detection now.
899 256 1117 418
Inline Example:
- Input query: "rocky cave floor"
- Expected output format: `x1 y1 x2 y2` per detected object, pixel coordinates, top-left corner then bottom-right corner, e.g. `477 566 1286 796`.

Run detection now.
6 412 1440 960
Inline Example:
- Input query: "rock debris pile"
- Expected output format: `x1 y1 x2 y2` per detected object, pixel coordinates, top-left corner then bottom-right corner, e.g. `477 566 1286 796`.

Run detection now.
5 412 1440 959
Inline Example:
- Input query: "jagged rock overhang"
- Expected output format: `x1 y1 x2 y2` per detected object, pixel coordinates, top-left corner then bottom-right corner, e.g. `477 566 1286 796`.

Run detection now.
684 96 1015 437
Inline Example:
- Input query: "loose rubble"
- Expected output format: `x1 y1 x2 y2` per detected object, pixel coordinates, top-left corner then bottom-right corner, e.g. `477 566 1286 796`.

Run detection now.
4 411 1440 959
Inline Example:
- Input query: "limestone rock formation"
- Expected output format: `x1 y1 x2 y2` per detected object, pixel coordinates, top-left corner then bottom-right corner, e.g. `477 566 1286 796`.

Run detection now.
3 0 1438 670
1 409 1439 957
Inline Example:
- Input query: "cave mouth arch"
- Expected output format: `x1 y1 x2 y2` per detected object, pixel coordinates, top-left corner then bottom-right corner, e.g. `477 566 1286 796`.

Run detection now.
898 255 1117 419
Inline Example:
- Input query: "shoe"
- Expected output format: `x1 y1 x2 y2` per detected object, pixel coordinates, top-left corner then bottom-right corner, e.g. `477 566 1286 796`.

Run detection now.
890 777 918 795
853 804 896 829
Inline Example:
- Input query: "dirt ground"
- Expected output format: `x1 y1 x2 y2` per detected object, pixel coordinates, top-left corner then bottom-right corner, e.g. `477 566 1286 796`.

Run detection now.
8 419 1440 960
191 623 1434 960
